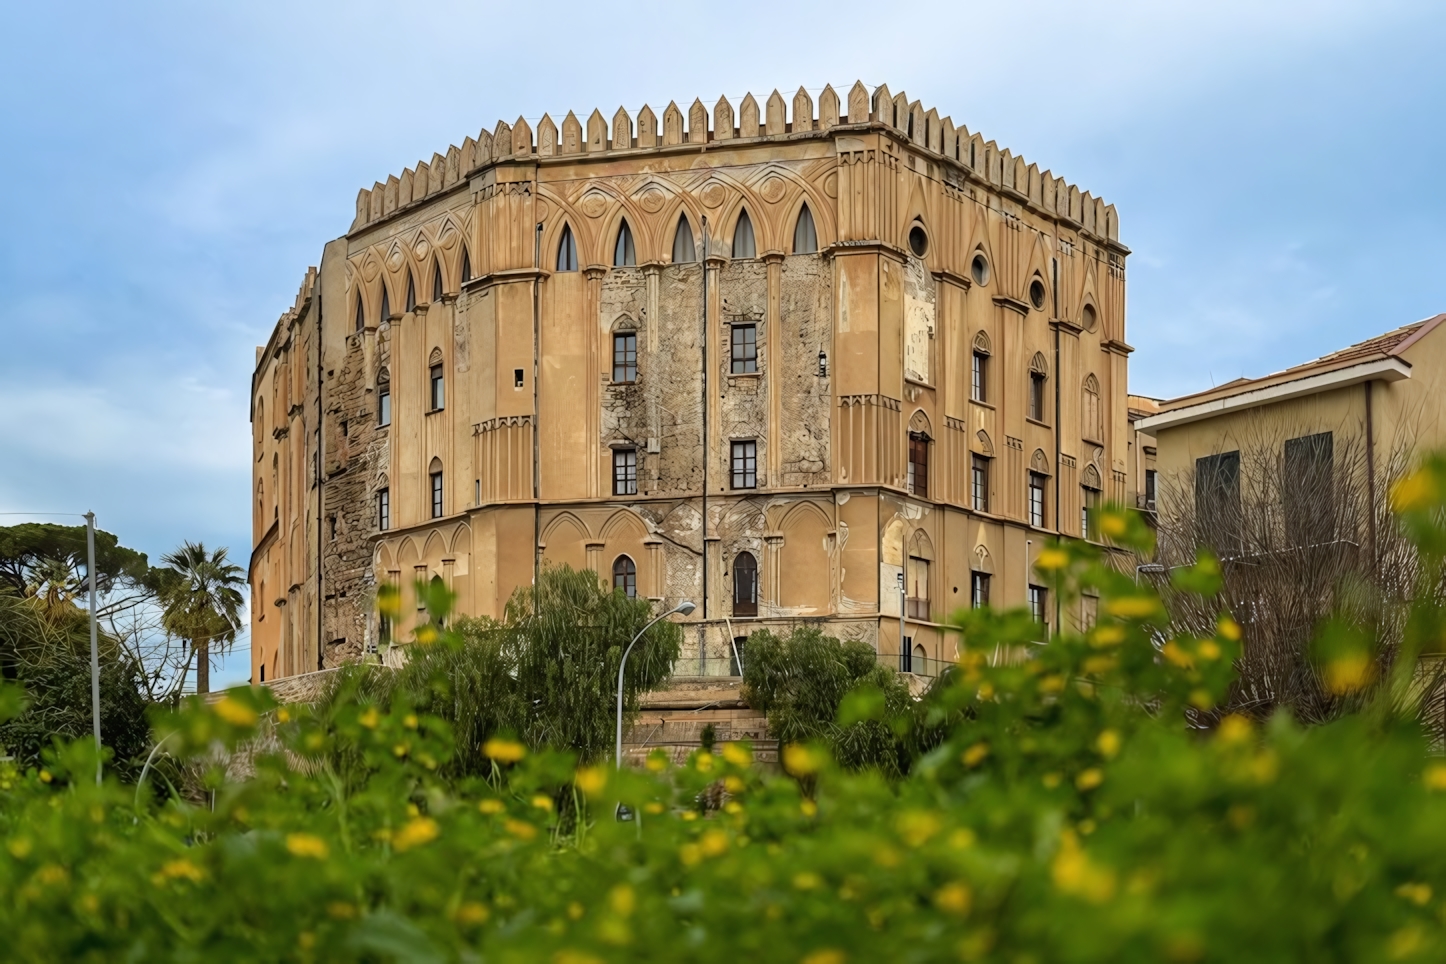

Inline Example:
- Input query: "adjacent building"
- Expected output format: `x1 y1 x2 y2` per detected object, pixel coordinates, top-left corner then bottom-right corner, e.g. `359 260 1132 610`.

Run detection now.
249 81 1140 684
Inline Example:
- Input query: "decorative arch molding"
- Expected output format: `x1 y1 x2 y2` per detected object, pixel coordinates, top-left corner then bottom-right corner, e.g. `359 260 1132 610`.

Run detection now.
428 346 444 366
973 430 995 457
777 499 833 535
1029 352 1050 377
973 544 994 575
536 187 590 268
599 508 648 543
541 511 591 546
972 329 992 355
908 528 935 561
450 522 472 555
908 409 933 436
428 455 444 474
1081 464 1103 489
422 529 449 561
1030 448 1051 474
610 312 638 332
396 536 421 567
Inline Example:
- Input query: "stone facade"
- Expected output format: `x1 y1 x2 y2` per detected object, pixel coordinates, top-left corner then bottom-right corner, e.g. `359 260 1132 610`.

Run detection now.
249 81 1140 684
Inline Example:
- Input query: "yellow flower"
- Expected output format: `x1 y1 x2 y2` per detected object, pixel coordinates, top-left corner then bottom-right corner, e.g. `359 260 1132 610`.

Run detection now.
1217 616 1241 642
213 696 258 728
482 738 526 763
393 817 439 852
1039 674 1066 694
644 801 666 815
1035 548 1069 571
800 799 818 817
1051 831 1115 903
682 810 699 821
1324 653 1374 695
575 766 607 797
693 751 714 773
1076 768 1104 791
359 706 381 729
1042 772 1062 789
1096 730 1121 759
645 751 669 772
962 742 990 768
298 932 315 950
896 810 942 847
801 950 846 964
784 744 821 776
8 837 32 859
1161 641 1193 669
376 583 402 618
286 834 329 860
724 775 746 794
1389 925 1424 959
1189 688 1215 710
504 819 537 841
1391 470 1437 512
793 871 822 890
949 828 977 850
724 800 744 815
1105 596 1160 619
1396 882 1433 906
38 769 52 784
1197 640 1222 661
976 682 995 701
1423 763 1446 791
478 798 505 814
1082 655 1117 675
567 901 585 920
721 742 752 766
1097 511 1128 539
157 859 205 883
531 794 555 812
327 901 357 919
34 864 68 886
414 624 438 645
679 843 702 866
1090 625 1126 648
609 884 636 917
934 881 972 916
699 829 729 857
403 713 418 729
276 708 291 723
455 901 490 925
1216 714 1253 744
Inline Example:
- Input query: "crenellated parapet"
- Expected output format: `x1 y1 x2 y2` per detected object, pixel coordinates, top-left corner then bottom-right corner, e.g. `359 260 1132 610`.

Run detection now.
347 81 1121 247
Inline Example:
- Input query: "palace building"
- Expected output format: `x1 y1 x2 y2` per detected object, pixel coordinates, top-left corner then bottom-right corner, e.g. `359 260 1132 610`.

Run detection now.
249 81 1138 684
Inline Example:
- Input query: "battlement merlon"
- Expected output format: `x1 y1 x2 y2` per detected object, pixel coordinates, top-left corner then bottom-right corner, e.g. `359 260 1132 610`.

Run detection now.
346 81 1123 251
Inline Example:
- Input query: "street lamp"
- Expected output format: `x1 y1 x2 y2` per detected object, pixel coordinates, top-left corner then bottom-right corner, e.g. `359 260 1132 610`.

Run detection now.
616 599 696 770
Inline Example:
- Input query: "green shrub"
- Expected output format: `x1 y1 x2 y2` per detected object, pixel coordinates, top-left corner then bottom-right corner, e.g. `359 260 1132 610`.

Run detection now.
8 464 1446 960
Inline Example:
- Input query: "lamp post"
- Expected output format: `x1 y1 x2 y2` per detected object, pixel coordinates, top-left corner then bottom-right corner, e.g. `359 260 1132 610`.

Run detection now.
616 600 696 771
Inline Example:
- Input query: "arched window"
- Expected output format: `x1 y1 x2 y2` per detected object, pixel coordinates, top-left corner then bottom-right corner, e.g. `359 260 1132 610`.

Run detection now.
732 551 758 617
793 204 817 254
429 457 444 519
254 397 265 455
971 331 992 402
379 284 391 323
612 555 637 598
354 294 365 332
556 225 578 272
907 531 933 619
377 367 391 427
1028 353 1050 422
614 219 636 267
256 479 264 520
432 260 444 302
732 209 756 259
1082 374 1102 443
460 247 472 284
672 215 696 263
405 271 416 312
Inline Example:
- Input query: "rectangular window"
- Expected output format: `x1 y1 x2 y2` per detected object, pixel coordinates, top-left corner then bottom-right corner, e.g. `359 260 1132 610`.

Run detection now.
1029 372 1047 421
1028 472 1048 528
612 332 637 383
430 364 444 411
907 555 930 619
378 385 391 427
731 325 757 374
1082 486 1100 540
1195 451 1241 553
377 488 390 531
971 352 987 402
971 455 990 513
908 433 929 498
731 440 757 489
430 471 443 519
1028 584 1048 629
613 448 637 496
971 571 990 609
1285 431 1334 547
1080 594 1098 632
514 368 525 388
1144 468 1157 509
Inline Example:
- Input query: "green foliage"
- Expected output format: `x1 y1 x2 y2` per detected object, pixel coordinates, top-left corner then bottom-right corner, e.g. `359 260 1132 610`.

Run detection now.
13 486 1446 959
321 563 682 776
157 541 246 695
0 522 154 597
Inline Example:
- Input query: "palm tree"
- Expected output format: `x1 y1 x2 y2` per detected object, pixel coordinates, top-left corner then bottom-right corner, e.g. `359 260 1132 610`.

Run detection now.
158 542 244 696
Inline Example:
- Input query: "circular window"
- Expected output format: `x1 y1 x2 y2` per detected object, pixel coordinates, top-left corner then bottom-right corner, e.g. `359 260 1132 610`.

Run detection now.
1029 279 1047 310
971 253 990 286
908 224 928 258
1081 304 1098 332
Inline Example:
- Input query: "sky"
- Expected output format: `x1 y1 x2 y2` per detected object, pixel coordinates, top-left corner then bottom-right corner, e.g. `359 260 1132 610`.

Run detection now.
3 0 1443 687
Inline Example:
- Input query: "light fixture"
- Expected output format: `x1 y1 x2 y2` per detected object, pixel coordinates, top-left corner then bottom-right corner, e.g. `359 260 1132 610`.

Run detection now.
817 348 828 377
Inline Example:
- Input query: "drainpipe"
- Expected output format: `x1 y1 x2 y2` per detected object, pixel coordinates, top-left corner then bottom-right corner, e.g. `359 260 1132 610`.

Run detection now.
533 220 543 593
1051 256 1061 634
1365 379 1376 568
316 291 324 672
701 216 709 623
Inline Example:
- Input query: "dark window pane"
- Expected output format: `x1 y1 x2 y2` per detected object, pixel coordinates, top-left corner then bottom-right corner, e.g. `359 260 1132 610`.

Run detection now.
430 365 444 410
730 441 757 489
908 434 929 498
732 552 758 616
1285 432 1333 547
731 325 757 374
431 472 443 518
1195 451 1242 553
613 449 637 496
612 555 636 598
613 333 637 383
971 455 989 512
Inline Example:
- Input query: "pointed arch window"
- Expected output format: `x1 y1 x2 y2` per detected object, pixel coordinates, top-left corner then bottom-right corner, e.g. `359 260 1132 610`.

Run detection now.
672 215 696 263
732 552 758 617
405 271 416 312
432 260 444 302
614 219 636 267
1082 374 1102 443
1028 353 1050 422
612 555 637 599
380 284 391 323
731 209 756 259
354 294 365 332
460 248 472 285
377 367 391 427
792 204 818 254
429 457 444 519
556 224 578 272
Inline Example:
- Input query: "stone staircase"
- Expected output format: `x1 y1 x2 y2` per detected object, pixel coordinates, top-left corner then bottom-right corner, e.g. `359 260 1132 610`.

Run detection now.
622 676 776 768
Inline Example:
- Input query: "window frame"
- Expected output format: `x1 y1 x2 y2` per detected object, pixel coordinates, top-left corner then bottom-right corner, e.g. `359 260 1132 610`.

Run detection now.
377 379 391 427
971 351 988 402
377 487 390 531
1028 584 1048 630
1081 484 1101 540
1028 472 1048 528
612 555 637 599
612 332 638 383
732 551 758 617
430 470 444 519
614 219 636 267
612 447 638 496
971 454 990 513
730 324 757 374
429 363 445 412
1028 371 1048 422
908 432 930 499
970 571 990 609
556 224 579 272
730 440 757 490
